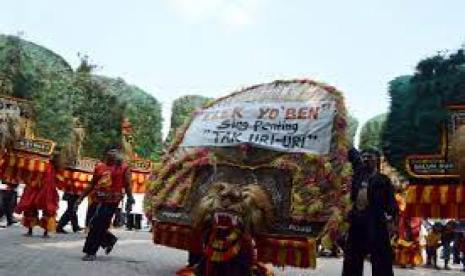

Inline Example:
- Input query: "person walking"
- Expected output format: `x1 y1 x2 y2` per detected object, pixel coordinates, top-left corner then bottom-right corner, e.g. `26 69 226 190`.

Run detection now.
0 181 18 227
425 223 442 269
75 145 135 261
441 221 456 270
56 181 83 233
0 183 18 227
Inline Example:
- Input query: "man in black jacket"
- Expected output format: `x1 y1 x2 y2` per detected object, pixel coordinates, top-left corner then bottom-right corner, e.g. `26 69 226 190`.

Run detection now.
342 148 398 276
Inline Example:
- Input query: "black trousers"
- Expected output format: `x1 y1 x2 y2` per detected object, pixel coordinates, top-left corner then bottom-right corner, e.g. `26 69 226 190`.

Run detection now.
342 212 394 276
453 239 461 264
0 190 16 225
85 202 98 227
426 246 438 266
57 193 80 231
112 208 123 228
83 203 118 255
188 252 202 267
126 212 134 230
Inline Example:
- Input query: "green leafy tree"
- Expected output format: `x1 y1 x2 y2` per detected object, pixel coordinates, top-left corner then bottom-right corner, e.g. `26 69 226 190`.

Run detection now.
347 114 359 147
89 75 163 160
359 113 386 151
382 47 465 173
0 35 163 160
70 69 125 158
166 95 211 143
0 35 74 144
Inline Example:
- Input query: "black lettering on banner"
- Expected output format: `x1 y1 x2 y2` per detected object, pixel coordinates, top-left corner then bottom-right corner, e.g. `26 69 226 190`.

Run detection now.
217 120 231 129
247 134 309 149
282 136 291 148
253 120 263 131
269 134 276 145
321 103 331 110
234 121 248 131
220 133 229 143
217 120 249 131
279 135 310 149
291 124 298 134
259 134 270 144
194 103 330 151
249 133 260 143
292 136 303 148
233 132 242 142
213 130 242 144
213 130 221 143
253 120 299 134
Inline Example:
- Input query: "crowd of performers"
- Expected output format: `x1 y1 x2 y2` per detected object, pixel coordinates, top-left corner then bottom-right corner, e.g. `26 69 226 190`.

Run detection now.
3 145 465 271
0 145 135 261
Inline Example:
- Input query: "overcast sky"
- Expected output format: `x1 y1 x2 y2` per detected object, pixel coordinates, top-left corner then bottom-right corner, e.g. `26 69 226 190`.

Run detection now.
1 0 465 139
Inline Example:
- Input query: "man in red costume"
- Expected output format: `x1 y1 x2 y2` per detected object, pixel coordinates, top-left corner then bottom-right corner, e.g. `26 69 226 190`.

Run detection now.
15 153 63 237
76 145 135 261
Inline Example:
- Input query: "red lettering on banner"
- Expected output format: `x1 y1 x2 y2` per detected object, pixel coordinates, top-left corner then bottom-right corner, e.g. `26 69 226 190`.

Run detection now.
286 107 320 120
202 107 243 121
286 108 297 119
307 107 320 120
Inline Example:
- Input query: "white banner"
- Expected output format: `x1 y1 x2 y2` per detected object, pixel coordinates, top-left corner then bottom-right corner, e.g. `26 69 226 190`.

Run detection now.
181 100 336 154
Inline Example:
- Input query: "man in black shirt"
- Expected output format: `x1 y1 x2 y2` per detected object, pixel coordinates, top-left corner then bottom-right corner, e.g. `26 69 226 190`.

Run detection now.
342 148 398 276
0 182 18 227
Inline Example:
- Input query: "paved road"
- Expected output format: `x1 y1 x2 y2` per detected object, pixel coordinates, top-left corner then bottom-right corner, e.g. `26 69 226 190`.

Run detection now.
0 224 464 275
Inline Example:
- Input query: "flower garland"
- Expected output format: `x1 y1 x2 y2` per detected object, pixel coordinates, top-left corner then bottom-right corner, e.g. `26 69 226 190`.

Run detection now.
144 148 213 214
144 79 352 243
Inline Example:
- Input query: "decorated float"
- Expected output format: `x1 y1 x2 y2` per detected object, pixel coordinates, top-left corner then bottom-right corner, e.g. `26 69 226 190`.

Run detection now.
381 48 465 267
402 106 465 218
0 95 55 187
145 79 352 274
0 35 162 228
382 48 465 219
0 101 152 227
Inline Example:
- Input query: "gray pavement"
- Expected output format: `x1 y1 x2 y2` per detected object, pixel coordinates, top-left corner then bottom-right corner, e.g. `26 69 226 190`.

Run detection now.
0 224 464 276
